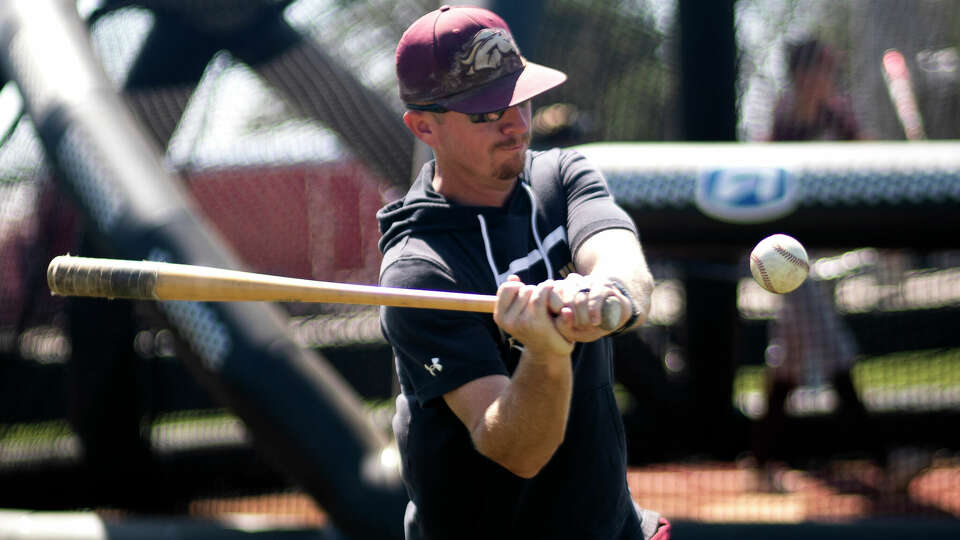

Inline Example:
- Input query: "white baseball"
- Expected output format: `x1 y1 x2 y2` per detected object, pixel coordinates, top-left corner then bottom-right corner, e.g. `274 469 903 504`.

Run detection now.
749 234 809 294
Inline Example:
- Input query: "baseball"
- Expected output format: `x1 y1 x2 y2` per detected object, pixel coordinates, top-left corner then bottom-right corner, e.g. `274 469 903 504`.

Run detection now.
749 234 810 294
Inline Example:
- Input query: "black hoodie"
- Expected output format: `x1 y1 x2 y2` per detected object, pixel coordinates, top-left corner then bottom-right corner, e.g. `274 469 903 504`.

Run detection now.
378 148 644 539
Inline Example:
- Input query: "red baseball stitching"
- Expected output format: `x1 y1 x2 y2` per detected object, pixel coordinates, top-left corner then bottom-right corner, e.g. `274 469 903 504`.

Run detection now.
750 254 774 292
773 244 810 271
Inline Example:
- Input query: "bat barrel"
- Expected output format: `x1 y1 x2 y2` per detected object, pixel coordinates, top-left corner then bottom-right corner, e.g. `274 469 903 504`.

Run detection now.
47 255 160 299
45 256 622 329
45 255 499 312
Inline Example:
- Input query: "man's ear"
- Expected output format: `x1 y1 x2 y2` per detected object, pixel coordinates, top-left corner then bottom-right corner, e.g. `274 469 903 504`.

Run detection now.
404 111 436 144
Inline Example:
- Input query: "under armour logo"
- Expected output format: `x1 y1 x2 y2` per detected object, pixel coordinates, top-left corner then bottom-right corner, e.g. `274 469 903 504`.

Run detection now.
424 357 443 376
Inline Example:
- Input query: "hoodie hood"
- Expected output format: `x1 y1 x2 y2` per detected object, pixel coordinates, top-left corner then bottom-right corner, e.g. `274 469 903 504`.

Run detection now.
377 161 494 254
377 160 531 254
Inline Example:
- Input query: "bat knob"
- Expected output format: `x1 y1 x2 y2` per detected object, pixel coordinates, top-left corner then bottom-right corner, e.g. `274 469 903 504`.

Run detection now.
600 296 623 332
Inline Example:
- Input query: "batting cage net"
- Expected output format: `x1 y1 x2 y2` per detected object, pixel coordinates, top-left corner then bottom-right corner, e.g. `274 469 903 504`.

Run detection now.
1 0 959 536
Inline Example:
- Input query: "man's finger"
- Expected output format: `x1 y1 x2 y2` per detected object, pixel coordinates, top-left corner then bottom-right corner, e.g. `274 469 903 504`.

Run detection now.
554 306 576 336
494 280 523 325
585 288 605 326
531 283 554 316
572 288 591 327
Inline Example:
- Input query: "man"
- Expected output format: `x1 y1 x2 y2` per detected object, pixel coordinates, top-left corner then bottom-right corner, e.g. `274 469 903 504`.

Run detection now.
754 38 876 489
770 38 862 141
378 6 668 539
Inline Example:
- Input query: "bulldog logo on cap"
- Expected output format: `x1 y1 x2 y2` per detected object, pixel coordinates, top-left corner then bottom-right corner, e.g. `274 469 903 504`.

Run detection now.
457 28 520 77
439 27 525 98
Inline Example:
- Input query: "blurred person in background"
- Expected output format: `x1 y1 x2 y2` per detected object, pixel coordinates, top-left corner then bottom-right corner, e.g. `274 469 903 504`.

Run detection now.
751 277 875 490
752 37 931 492
771 37 862 141
378 5 669 539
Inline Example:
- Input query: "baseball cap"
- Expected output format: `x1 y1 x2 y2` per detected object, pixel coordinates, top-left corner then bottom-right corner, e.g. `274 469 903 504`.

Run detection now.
396 5 567 114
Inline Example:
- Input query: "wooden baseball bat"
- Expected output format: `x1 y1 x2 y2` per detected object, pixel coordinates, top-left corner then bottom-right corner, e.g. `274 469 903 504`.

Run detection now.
47 255 622 330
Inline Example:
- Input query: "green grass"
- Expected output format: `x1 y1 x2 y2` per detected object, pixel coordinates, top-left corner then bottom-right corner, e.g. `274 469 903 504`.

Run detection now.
4 349 957 444
148 408 235 427
0 419 74 443
733 347 960 400
853 348 960 390
0 409 240 444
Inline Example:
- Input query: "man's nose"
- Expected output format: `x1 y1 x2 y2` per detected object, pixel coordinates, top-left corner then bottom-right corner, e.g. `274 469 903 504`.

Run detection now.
500 104 530 134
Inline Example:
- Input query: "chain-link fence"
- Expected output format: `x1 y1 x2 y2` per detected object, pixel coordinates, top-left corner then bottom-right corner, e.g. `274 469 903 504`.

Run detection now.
1 0 959 535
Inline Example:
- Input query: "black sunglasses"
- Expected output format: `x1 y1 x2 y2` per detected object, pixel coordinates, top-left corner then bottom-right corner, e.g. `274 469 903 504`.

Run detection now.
406 102 509 123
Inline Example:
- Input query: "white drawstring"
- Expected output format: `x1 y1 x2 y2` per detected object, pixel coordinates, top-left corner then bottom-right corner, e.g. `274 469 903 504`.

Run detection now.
521 183 554 281
477 182 555 287
477 214 501 285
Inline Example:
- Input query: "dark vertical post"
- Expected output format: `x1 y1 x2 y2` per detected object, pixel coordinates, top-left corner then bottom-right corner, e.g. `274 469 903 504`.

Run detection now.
677 0 743 457
678 0 737 141
491 0 545 59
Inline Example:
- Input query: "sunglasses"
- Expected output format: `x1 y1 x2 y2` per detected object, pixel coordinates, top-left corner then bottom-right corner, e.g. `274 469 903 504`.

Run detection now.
406 102 510 123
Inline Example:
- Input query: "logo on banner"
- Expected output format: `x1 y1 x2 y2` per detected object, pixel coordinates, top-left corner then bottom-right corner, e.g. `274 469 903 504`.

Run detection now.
695 167 798 223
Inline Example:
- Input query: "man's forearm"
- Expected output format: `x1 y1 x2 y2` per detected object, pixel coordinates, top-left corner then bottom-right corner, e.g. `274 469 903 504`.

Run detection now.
471 350 572 478
605 270 654 332
577 229 654 331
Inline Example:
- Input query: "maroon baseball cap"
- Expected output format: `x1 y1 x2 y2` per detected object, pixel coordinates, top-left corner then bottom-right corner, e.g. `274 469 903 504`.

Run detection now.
396 5 567 114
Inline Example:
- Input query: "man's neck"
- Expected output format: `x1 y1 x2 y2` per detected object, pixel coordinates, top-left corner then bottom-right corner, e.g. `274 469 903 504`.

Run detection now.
432 165 518 207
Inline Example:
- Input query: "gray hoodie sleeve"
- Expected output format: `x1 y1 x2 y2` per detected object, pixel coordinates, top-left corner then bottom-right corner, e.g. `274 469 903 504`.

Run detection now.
554 149 638 256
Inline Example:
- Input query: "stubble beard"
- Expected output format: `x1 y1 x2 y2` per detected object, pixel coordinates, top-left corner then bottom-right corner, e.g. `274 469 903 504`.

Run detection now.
493 135 530 180
495 157 524 180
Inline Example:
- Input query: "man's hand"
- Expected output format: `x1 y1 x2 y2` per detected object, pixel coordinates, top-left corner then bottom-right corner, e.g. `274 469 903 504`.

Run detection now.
547 273 632 343
494 275 575 359
454 274 576 478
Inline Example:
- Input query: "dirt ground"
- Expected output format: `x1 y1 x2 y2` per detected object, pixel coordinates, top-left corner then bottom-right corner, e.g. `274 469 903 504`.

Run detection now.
176 458 960 530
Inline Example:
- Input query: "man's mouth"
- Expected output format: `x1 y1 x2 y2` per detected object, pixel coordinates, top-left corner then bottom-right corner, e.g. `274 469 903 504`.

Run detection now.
495 137 528 151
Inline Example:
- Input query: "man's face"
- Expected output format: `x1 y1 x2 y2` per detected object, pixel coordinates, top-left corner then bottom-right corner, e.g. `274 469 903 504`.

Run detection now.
431 101 533 183
794 57 837 104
